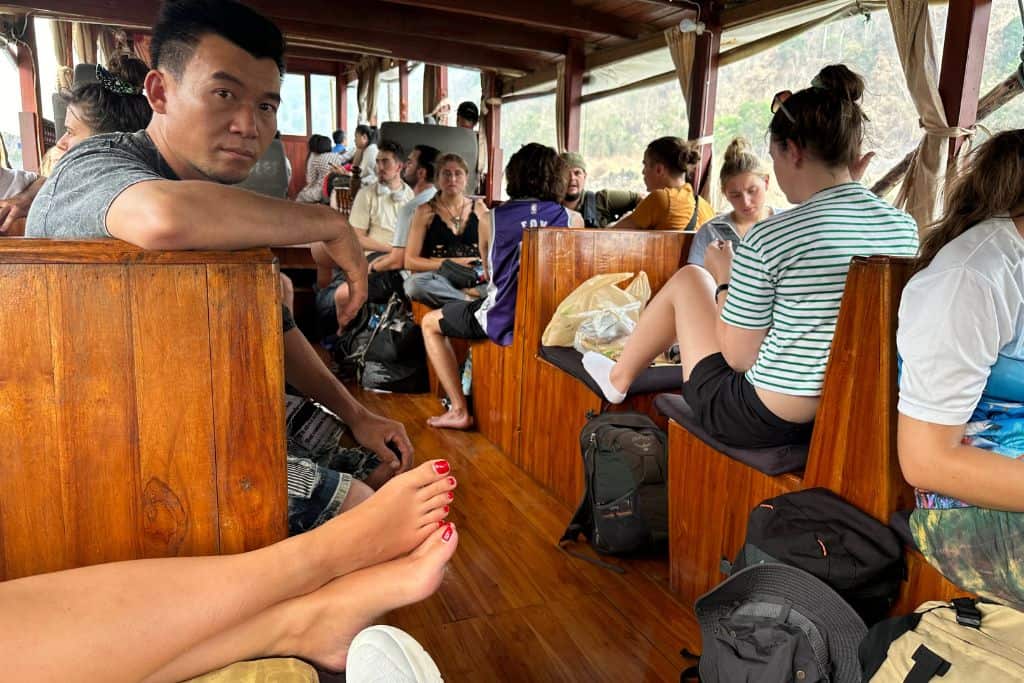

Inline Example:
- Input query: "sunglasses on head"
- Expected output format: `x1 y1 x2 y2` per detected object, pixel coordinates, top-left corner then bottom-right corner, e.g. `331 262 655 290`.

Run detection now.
771 90 796 123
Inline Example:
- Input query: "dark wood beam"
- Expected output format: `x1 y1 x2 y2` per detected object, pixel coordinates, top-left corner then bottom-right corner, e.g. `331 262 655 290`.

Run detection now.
286 47 360 64
379 0 644 40
938 0 991 159
722 0 823 29
0 1 551 73
484 76 503 204
687 1 722 197
558 40 584 153
338 66 348 133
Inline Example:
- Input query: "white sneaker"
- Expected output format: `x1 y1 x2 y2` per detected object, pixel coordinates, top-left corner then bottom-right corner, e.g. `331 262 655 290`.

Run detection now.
345 625 443 682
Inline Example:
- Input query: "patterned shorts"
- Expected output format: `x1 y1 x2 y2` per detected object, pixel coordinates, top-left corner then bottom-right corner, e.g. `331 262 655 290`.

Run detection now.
911 506 1024 609
285 395 383 535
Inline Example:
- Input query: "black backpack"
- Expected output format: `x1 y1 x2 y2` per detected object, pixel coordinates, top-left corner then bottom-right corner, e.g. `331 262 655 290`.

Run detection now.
333 294 429 393
560 411 668 559
728 487 905 627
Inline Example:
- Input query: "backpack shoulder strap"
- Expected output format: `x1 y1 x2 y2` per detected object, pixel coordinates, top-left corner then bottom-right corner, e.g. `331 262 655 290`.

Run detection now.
686 196 700 231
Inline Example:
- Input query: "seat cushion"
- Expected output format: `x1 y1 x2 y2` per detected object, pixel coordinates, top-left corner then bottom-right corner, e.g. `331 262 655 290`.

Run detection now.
654 393 808 476
539 345 681 398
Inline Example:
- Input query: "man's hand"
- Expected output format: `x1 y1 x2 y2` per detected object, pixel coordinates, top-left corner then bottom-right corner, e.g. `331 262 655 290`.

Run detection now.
322 215 369 326
704 240 735 288
850 151 876 183
348 410 414 472
0 191 33 233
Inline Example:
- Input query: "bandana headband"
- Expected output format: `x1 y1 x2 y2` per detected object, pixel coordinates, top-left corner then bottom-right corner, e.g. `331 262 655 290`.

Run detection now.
96 64 143 96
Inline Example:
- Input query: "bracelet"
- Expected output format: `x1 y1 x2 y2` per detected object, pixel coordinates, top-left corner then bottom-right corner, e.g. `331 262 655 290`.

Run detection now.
715 283 730 301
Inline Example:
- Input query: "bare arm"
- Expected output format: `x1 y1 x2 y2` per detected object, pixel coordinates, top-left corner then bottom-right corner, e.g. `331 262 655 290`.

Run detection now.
898 414 1024 511
704 240 767 371
354 229 393 254
567 209 584 228
283 326 412 464
108 180 368 324
607 213 639 229
370 246 405 272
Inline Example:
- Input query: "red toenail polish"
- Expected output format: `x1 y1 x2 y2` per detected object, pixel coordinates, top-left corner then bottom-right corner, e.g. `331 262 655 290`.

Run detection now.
447 491 454 500
442 524 454 542
438 520 444 528
444 505 450 513
433 460 450 475
448 477 456 486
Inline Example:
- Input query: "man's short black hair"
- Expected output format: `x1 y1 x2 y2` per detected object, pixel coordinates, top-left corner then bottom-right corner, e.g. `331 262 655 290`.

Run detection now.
332 129 345 144
152 0 286 78
413 144 440 182
377 140 405 162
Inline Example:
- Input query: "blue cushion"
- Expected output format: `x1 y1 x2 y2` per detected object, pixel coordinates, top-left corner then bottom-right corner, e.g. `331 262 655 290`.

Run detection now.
654 393 808 476
539 345 681 398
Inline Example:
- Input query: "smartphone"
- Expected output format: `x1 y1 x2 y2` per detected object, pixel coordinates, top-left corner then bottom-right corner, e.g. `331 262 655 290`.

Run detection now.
707 224 725 243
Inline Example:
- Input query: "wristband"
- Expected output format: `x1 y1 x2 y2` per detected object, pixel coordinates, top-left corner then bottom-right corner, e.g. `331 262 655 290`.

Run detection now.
715 283 730 301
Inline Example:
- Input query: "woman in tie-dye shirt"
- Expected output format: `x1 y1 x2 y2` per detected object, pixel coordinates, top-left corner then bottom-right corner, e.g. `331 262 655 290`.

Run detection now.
897 130 1024 608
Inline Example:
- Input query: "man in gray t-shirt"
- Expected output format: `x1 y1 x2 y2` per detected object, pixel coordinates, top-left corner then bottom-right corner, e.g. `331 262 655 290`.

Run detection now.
26 0 414 530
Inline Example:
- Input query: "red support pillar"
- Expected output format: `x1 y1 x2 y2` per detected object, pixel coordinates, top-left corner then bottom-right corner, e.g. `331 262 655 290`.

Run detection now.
16 16 43 172
687 1 722 198
337 65 349 134
559 39 585 153
484 76 503 204
938 0 991 161
398 61 409 122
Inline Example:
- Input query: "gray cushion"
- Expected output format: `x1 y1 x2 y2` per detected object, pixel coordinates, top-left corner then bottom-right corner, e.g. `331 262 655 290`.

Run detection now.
654 393 808 476
539 345 680 398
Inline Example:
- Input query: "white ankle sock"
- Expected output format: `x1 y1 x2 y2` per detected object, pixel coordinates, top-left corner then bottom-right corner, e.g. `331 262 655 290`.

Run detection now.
582 351 627 404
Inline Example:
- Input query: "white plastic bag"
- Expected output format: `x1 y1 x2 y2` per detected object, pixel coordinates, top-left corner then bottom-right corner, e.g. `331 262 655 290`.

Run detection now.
541 272 651 359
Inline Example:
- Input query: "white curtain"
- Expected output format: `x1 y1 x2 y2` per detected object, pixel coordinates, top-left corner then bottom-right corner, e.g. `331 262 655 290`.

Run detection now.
664 26 696 125
887 0 971 230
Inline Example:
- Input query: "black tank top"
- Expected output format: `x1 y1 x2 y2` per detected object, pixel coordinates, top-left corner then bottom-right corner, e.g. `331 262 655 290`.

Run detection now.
421 200 480 259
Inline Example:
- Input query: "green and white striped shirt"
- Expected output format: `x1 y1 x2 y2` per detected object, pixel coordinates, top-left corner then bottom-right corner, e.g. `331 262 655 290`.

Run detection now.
721 183 919 396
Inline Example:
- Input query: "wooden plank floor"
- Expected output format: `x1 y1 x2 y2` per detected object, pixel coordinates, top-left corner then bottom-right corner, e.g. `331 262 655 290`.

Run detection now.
352 388 700 682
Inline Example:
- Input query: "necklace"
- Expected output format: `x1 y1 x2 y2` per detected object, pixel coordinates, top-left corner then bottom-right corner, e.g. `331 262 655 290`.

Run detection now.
439 198 468 233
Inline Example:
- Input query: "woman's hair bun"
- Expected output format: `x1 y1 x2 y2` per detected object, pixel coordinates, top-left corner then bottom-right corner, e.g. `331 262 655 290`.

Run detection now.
813 64 864 102
723 137 753 165
105 53 150 89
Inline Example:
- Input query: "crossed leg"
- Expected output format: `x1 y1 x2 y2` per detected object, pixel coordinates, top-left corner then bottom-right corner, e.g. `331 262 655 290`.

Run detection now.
0 460 458 683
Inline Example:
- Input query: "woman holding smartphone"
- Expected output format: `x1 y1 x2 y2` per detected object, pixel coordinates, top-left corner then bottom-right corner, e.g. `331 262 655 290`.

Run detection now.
582 65 918 450
687 138 777 267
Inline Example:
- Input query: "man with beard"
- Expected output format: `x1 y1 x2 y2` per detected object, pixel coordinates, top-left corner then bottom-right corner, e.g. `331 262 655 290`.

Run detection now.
560 152 642 228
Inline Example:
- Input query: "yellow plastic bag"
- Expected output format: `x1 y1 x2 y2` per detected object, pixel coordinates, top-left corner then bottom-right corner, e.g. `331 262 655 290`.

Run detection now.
541 272 651 359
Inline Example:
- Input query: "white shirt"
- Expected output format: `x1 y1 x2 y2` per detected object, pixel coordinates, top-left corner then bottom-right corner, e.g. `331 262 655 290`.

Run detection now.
898 216 1024 425
0 168 39 200
348 180 414 250
393 186 437 248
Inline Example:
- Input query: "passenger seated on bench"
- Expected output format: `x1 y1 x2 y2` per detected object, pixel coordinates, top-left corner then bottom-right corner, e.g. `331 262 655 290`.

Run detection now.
607 136 714 231
896 129 1024 609
584 65 918 448
296 134 344 203
559 151 642 228
687 137 776 267
422 143 583 430
339 124 380 188
26 0 412 533
403 153 491 307
0 458 459 681
0 54 152 234
311 140 414 331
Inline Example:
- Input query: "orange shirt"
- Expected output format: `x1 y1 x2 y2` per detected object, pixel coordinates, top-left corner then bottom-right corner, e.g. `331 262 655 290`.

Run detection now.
628 184 714 230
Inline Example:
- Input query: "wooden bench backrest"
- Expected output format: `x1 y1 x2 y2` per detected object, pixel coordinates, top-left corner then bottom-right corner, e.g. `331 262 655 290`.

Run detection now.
804 255 917 519
0 239 288 580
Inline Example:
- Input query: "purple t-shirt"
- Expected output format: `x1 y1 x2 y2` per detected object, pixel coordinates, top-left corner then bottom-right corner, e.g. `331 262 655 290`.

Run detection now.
475 199 570 345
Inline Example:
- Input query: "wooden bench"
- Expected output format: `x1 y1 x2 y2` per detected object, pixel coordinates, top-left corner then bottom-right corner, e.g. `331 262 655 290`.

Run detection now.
662 255 966 611
0 239 288 580
510 228 693 507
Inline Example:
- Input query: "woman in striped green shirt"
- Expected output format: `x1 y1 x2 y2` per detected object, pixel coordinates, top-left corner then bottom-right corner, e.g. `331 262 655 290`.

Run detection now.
584 64 918 448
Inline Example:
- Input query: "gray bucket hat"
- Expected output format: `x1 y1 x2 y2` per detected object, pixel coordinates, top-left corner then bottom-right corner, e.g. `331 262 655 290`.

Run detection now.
695 563 867 683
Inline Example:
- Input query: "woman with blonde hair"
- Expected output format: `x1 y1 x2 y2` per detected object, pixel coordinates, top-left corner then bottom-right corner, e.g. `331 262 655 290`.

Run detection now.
404 153 491 307
687 137 775 266
897 129 1024 608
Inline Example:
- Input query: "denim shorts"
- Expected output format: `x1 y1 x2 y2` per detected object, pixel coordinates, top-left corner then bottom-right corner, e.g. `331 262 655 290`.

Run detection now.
287 454 353 534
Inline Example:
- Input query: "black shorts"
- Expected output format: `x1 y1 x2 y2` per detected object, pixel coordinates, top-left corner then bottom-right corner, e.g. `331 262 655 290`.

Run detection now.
681 353 813 449
438 298 488 339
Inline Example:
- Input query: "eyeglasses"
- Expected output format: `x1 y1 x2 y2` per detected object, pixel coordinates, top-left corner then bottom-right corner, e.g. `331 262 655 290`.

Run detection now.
771 90 796 124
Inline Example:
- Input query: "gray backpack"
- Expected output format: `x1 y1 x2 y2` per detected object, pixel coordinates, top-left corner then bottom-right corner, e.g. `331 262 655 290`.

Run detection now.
560 411 668 559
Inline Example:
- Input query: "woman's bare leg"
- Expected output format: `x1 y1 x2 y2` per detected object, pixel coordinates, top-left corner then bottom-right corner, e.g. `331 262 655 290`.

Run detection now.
0 460 457 683
586 266 722 402
422 310 473 430
143 522 460 683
